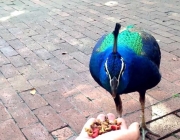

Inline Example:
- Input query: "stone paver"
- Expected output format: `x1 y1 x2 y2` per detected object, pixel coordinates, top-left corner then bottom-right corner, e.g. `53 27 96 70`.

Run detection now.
0 0 180 139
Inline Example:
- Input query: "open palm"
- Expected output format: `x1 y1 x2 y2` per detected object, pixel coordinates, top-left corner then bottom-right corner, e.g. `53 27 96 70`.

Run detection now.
76 113 140 140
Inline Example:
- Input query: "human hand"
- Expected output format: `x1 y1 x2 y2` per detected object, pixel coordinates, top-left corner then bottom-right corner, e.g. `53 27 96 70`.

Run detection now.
76 113 140 140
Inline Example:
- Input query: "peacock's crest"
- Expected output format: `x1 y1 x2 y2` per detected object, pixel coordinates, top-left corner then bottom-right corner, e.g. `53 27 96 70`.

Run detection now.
97 25 143 55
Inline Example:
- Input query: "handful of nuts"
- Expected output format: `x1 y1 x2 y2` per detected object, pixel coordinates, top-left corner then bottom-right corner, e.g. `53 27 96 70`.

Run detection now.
85 116 121 138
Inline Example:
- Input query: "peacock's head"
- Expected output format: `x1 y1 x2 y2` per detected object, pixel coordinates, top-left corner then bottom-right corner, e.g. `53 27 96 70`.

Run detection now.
105 23 125 98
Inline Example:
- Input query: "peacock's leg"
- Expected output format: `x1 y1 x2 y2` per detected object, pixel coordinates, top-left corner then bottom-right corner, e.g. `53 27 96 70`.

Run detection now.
114 95 122 117
139 91 160 140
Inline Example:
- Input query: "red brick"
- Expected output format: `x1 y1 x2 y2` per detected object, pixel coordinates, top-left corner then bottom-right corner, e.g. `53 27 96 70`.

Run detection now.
0 64 20 78
161 57 180 71
160 67 180 82
28 77 51 87
122 98 141 115
68 93 100 117
93 95 117 115
8 39 25 50
17 47 36 58
147 89 173 101
17 65 42 80
56 53 74 61
19 90 48 110
34 48 54 60
7 75 32 92
36 84 57 95
0 73 11 89
150 97 180 117
0 102 11 123
147 114 180 138
8 55 28 67
22 123 54 140
124 108 156 126
158 78 180 94
44 57 68 72
52 76 79 97
64 59 88 72
60 108 86 134
0 52 10 66
40 68 63 81
25 56 49 70
165 136 179 140
70 51 90 67
43 91 74 113
0 88 23 107
33 106 67 132
51 127 74 140
0 46 18 57
173 68 180 76
8 103 38 128
80 85 106 101
0 119 26 140
128 91 158 107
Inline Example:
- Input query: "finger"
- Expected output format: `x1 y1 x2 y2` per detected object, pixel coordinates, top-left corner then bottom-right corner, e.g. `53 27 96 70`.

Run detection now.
107 113 116 122
97 114 106 122
116 118 128 130
80 118 96 136
127 122 140 139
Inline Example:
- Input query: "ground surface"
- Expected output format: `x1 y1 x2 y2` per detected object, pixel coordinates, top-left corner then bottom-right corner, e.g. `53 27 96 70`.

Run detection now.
0 0 180 140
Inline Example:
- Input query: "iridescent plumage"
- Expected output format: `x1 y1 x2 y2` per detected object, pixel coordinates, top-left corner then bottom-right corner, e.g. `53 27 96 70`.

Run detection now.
89 23 161 139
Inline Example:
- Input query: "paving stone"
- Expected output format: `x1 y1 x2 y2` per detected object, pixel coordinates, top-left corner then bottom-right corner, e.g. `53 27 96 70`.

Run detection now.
7 39 25 50
0 119 26 140
22 123 54 140
25 41 43 50
17 65 42 80
151 97 180 117
7 75 32 92
164 136 179 140
17 47 37 58
8 103 38 128
28 77 51 88
8 55 28 67
68 93 100 117
34 48 54 60
60 108 86 134
64 59 88 72
0 64 20 78
0 87 24 107
51 127 74 140
44 57 68 72
148 88 173 101
43 91 74 113
0 102 11 123
0 46 18 57
33 106 67 132
70 51 90 67
19 90 48 110
0 52 10 66
148 114 180 138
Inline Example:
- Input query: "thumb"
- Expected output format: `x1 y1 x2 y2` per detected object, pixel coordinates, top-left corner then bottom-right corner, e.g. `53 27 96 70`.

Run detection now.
127 122 140 140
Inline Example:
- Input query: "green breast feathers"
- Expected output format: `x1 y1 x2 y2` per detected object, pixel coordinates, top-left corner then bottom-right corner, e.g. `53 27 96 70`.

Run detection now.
97 25 143 55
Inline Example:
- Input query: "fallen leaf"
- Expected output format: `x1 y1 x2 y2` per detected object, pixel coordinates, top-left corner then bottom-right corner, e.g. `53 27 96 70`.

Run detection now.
30 89 36 95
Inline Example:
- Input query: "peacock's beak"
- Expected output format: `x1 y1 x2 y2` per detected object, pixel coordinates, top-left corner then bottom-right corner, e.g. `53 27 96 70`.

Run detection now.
110 77 118 99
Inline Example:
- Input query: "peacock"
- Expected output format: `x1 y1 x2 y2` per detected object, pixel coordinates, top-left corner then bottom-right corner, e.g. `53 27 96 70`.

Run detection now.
89 23 161 140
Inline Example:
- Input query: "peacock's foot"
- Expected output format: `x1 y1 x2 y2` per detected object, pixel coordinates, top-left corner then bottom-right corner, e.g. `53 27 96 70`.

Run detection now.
140 125 160 140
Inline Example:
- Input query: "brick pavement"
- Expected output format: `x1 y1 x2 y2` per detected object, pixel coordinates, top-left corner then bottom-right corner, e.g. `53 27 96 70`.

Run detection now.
0 0 180 139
